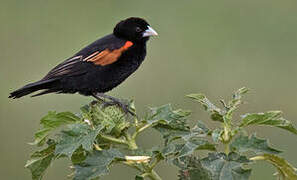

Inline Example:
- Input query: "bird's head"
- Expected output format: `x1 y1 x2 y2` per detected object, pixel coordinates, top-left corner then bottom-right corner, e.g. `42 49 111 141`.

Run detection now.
113 17 158 43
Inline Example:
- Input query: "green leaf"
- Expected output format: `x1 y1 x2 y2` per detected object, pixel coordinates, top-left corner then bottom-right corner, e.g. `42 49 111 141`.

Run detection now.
228 87 249 110
71 147 87 165
31 111 80 146
150 104 192 145
251 154 297 180
200 152 252 180
55 124 103 157
162 143 183 157
178 139 216 157
178 156 212 180
223 87 249 124
74 149 124 180
25 144 56 180
154 118 210 144
240 111 297 135
162 138 215 158
186 121 210 139
148 104 191 129
154 124 190 144
212 129 223 143
230 134 282 154
187 94 223 122
154 121 209 145
135 175 145 180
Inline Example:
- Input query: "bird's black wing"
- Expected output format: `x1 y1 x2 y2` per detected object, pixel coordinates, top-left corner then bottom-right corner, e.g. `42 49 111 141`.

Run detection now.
42 34 134 81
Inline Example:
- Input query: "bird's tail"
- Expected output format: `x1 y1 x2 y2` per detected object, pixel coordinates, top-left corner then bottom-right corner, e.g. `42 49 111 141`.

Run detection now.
9 79 59 99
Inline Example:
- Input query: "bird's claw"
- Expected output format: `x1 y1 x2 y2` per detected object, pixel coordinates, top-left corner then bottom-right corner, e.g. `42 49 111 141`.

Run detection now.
101 100 135 116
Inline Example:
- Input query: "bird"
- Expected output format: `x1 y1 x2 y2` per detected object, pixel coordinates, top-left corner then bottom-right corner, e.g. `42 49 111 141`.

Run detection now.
9 17 158 114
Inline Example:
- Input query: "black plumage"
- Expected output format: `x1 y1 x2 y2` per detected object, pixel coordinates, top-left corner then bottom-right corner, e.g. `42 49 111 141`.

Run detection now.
9 17 157 104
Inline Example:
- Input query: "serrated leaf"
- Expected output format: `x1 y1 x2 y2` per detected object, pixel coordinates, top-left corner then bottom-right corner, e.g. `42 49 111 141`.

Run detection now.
154 124 190 145
228 87 249 110
178 156 211 180
148 104 191 129
230 134 282 154
154 120 209 145
179 167 211 180
200 152 251 180
182 121 210 141
74 149 124 180
135 175 145 180
223 87 249 124
187 94 223 122
162 138 215 159
212 129 223 143
150 104 192 145
154 123 209 146
193 121 210 133
31 111 80 146
71 147 87 165
55 124 103 157
240 111 297 135
25 144 56 180
178 139 216 157
162 143 183 157
251 154 297 180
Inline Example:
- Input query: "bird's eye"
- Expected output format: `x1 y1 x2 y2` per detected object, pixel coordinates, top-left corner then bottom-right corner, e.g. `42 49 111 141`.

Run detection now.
135 27 142 32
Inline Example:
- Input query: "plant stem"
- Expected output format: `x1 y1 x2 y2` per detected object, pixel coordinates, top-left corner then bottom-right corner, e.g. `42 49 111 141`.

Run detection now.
122 161 142 172
127 138 138 150
137 124 152 133
99 134 127 145
122 162 163 180
99 132 138 149
147 170 162 180
222 123 231 154
250 155 265 161
124 131 138 150
132 123 153 140
149 157 161 171
121 123 161 179
224 144 229 154
93 143 102 151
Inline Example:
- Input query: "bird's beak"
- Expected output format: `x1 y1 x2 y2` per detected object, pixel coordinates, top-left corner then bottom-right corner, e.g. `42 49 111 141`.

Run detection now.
143 26 158 37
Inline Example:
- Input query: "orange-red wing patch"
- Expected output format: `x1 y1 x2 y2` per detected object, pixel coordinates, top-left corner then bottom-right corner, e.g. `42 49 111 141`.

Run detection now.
84 41 133 66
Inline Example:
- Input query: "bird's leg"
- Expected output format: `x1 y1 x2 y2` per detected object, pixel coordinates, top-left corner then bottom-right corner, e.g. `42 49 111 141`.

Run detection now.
91 93 105 106
92 93 135 115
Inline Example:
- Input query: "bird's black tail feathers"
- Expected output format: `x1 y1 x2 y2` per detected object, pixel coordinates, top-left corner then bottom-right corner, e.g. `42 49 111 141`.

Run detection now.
9 79 59 99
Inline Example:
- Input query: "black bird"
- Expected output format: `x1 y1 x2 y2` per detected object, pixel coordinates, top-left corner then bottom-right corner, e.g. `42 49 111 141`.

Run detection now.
9 17 158 113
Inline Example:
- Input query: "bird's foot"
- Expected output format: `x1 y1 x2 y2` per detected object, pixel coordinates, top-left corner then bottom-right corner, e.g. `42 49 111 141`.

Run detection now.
92 93 135 116
101 100 134 115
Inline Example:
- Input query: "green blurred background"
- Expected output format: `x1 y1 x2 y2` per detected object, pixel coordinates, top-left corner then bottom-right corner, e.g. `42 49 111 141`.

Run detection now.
1 0 297 179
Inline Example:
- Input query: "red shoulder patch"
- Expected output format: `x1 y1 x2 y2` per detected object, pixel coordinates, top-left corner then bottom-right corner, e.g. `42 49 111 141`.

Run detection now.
84 41 133 66
123 41 133 50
